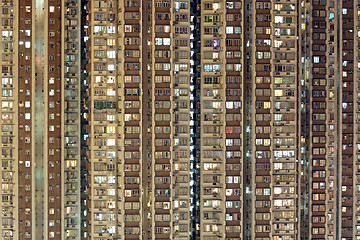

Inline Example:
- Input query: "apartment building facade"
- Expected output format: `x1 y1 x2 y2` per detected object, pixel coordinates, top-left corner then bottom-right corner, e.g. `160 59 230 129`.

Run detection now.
84 0 193 238
0 0 81 239
3 0 360 240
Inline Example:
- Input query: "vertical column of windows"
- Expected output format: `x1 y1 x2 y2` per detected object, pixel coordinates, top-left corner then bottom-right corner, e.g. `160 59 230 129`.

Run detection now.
224 0 243 238
47 2 62 239
122 0 142 238
200 0 226 238
17 1 32 239
253 1 272 239
84 1 92 238
1 0 16 239
271 1 298 239
341 0 355 238
87 0 120 239
354 1 360 238
299 1 311 238
172 0 191 238
152 0 172 238
63 0 81 238
309 0 337 238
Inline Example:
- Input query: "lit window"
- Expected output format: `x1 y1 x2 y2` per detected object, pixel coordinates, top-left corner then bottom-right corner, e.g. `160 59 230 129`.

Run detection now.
107 226 116 233
107 39 115 45
107 89 116 96
204 64 212 72
163 38 171 45
107 189 115 196
108 64 115 71
25 113 31 119
164 25 171 32
25 41 31 48
49 6 55 12
107 76 115 83
107 26 116 33
274 40 282 48
234 27 241 34
125 190 131 197
275 90 283 96
155 38 162 45
106 176 116 184
226 102 234 109
107 139 115 146
66 160 77 167
94 26 105 34
255 139 263 146
263 189 271 195
213 40 219 47
274 114 283 121
226 139 233 146
65 161 73 168
107 114 115 121
107 51 116 58
226 26 233 34
2 31 9 37
2 78 10 85
163 63 171 70
2 101 9 109
263 139 271 146
124 25 132 32
274 16 283 23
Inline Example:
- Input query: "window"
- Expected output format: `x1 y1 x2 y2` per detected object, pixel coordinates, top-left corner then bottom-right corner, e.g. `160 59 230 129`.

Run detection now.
107 51 115 58
107 26 116 33
24 41 31 48
155 38 171 45
226 26 234 34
